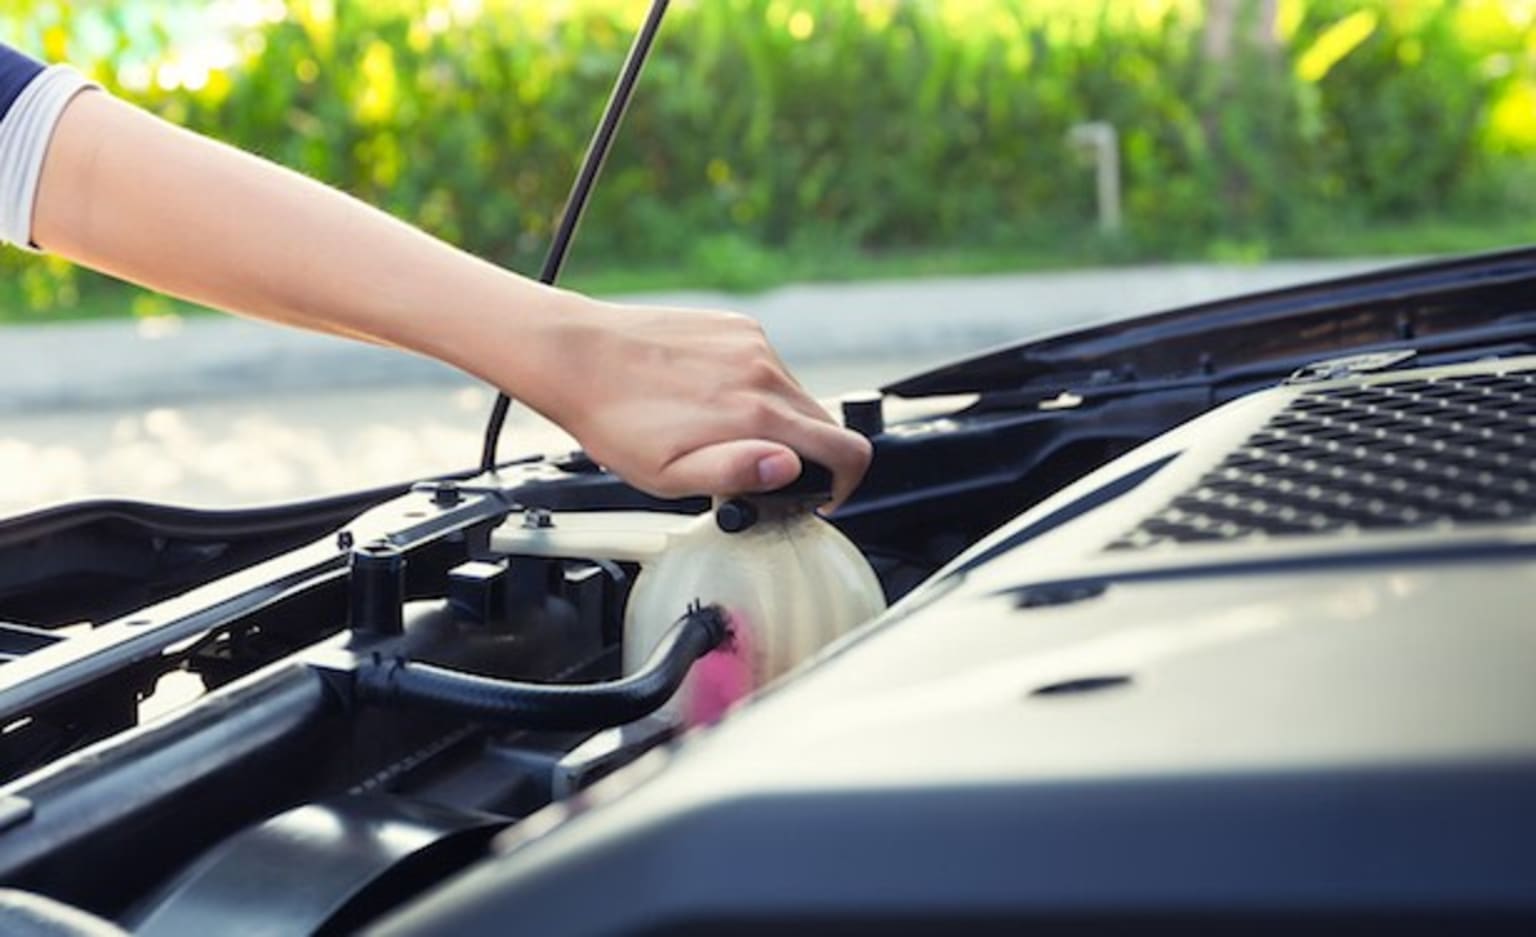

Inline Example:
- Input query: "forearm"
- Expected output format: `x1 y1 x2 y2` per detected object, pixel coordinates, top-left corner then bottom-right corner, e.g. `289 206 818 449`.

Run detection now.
24 84 871 503
31 90 579 382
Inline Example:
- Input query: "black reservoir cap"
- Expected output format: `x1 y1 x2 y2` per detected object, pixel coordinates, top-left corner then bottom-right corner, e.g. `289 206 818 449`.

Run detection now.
716 458 834 533
763 458 833 503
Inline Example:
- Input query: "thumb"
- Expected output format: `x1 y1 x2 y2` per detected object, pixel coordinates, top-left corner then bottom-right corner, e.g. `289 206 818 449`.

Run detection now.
657 440 802 498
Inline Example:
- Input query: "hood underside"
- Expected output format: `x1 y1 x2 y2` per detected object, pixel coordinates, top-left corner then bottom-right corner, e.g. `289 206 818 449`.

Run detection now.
888 247 1536 399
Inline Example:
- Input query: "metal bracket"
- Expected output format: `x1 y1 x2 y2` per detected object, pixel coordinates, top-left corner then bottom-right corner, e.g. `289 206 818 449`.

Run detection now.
1286 349 1418 385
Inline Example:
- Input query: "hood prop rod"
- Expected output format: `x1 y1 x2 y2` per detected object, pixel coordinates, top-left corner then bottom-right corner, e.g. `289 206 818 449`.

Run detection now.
479 0 672 473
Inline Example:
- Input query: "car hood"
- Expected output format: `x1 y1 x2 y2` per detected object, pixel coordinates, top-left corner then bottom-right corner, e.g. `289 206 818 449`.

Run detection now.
884 246 1536 399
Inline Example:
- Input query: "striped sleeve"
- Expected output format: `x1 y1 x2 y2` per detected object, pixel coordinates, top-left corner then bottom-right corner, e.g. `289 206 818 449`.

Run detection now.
0 42 97 251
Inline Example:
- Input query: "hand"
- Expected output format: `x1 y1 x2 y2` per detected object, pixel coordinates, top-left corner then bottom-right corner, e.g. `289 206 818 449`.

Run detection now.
502 298 872 510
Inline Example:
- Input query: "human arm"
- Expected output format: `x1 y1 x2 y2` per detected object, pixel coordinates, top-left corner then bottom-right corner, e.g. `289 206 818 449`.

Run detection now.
3 48 871 506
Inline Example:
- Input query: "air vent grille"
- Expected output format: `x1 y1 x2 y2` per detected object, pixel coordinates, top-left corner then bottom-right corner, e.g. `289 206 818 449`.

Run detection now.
1109 367 1536 549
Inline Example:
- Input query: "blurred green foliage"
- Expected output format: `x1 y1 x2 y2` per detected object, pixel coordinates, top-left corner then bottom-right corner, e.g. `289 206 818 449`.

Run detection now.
2 0 1536 319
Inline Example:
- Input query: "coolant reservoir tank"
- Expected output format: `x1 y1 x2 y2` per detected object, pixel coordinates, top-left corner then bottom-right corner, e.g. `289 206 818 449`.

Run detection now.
625 466 886 724
489 462 886 725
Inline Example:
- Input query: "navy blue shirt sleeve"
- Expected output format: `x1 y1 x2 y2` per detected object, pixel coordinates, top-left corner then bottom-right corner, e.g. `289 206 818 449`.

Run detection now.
0 43 46 123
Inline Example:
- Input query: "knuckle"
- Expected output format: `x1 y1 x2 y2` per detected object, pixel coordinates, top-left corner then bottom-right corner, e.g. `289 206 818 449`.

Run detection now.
737 330 772 360
744 396 782 433
746 356 780 388
726 314 770 347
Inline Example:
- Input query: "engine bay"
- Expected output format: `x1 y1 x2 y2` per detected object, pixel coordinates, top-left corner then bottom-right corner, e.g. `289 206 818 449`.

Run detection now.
0 251 1533 933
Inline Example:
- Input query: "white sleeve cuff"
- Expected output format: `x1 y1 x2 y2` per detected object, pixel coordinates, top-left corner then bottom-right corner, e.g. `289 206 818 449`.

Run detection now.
0 64 97 252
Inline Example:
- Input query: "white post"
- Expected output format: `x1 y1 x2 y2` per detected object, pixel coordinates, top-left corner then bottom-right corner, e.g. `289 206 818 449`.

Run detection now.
1067 122 1122 235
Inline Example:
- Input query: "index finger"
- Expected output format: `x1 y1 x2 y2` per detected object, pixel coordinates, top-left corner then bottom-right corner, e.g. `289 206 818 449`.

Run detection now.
776 414 873 512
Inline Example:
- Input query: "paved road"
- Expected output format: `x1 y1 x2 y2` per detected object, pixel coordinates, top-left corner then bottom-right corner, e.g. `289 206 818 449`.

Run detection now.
0 258 1414 516
0 358 928 516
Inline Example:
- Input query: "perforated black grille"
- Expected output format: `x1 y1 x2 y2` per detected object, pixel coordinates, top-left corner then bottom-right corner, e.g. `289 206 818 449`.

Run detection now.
1109 366 1536 550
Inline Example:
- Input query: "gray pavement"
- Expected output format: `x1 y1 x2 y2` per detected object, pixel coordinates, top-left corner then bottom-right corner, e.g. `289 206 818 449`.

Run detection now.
0 358 933 516
0 258 1414 515
0 258 1405 413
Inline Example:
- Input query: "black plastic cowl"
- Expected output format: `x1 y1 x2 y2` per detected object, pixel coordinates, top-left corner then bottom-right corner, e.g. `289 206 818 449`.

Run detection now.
353 604 729 730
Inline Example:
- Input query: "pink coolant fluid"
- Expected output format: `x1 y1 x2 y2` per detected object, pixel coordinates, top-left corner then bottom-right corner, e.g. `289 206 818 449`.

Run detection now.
684 610 757 725
623 500 886 727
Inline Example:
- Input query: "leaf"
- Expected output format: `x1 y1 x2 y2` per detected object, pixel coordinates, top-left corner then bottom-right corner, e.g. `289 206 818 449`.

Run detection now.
1295 8 1379 83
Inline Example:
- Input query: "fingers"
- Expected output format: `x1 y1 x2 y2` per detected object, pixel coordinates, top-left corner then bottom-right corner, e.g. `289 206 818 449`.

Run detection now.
653 413 871 511
779 417 872 512
654 440 802 500
659 331 870 507
716 315 867 502
542 301 872 509
710 388 871 507
733 334 835 426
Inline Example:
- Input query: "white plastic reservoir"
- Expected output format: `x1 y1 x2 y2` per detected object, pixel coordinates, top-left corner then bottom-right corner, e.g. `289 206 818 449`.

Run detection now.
491 492 886 725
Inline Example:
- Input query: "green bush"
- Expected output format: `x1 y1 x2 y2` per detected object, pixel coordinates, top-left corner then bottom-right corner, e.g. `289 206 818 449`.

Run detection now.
2 0 1535 318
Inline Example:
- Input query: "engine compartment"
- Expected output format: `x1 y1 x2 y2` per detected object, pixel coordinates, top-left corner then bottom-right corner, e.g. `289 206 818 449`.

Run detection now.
0 251 1533 933
0 416 1002 929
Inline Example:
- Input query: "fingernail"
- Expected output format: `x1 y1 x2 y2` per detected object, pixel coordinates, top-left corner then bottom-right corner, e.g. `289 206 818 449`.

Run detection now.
756 453 797 488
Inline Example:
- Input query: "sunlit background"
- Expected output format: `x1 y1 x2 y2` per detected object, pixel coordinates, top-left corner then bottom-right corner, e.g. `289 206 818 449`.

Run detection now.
1 0 1534 514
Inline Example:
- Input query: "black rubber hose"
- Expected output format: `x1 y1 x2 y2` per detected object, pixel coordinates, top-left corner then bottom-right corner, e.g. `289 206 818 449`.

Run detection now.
355 604 729 730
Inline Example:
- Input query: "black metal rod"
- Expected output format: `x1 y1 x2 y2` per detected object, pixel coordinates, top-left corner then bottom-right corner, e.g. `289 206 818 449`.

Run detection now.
479 0 672 473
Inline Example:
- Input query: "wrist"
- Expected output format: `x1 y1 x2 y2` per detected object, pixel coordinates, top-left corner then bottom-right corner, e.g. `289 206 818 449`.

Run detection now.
436 275 603 409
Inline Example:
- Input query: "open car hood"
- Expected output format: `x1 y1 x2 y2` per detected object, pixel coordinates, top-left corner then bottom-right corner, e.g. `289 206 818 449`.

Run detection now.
886 246 1536 399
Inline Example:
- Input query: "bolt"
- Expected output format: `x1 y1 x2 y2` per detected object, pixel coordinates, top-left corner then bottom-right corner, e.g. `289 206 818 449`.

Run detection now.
432 480 463 506
715 498 758 534
336 530 354 551
522 507 554 529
